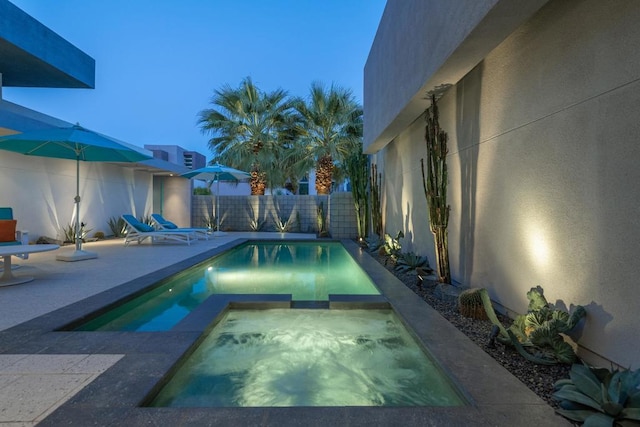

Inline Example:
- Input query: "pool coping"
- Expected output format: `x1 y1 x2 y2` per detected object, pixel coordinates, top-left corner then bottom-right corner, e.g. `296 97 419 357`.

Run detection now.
0 239 570 426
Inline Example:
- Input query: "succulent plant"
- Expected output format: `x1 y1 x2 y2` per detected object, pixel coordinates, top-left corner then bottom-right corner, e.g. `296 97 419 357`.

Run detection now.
366 235 384 252
395 251 430 273
62 222 92 243
458 288 488 320
382 230 404 265
553 363 640 426
481 286 586 365
107 216 127 237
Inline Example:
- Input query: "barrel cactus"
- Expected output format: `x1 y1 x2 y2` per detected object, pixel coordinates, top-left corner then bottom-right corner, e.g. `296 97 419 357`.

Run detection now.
457 288 488 320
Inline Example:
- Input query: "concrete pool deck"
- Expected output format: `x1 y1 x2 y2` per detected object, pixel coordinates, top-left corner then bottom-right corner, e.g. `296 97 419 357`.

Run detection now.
0 234 570 426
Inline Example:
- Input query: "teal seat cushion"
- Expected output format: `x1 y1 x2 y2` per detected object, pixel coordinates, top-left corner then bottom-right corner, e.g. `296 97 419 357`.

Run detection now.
0 207 13 220
162 221 178 229
0 241 21 246
137 222 154 232
122 215 154 233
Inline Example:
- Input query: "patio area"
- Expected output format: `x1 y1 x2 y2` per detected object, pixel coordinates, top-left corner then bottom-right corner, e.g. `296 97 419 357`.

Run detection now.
0 234 569 426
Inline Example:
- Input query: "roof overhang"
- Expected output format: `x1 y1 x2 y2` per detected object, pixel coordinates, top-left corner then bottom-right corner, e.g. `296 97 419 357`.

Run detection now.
0 0 95 88
363 0 550 154
126 158 191 177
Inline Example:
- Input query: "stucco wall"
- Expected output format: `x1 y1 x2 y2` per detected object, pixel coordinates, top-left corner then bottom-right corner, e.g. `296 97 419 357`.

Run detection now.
371 0 640 368
153 176 192 228
0 150 154 241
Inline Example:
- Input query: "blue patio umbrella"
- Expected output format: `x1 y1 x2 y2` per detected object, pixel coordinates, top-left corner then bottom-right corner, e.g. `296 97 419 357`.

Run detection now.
0 124 152 261
181 163 250 235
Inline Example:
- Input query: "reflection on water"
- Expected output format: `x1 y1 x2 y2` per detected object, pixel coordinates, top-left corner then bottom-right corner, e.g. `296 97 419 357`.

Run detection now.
205 242 379 300
76 242 380 331
150 309 465 407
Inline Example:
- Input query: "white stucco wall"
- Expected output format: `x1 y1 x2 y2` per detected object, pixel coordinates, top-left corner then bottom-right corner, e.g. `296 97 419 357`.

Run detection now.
368 0 640 368
0 150 154 240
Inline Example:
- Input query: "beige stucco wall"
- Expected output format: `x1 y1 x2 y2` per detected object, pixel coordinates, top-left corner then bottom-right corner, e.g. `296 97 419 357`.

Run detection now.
370 0 640 368
0 150 154 241
154 176 192 228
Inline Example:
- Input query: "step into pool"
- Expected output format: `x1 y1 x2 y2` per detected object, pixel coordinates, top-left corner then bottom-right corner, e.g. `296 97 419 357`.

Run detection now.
146 308 467 407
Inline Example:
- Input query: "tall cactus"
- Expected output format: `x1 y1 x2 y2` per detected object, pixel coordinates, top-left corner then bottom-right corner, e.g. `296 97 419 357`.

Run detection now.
421 94 451 284
345 148 369 241
370 163 383 237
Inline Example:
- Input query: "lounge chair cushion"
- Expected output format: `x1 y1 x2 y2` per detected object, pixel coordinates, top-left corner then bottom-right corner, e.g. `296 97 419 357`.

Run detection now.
121 215 155 233
136 222 155 232
0 219 17 242
159 220 178 229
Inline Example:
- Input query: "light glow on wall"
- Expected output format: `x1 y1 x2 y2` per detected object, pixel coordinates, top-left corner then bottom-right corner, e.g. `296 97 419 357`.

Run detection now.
524 221 551 268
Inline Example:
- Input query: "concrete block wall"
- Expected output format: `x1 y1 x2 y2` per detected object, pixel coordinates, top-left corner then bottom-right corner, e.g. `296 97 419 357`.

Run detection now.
191 194 357 239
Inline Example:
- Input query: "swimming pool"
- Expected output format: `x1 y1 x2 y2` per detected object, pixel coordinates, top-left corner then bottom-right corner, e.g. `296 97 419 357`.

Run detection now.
147 308 466 407
75 241 380 331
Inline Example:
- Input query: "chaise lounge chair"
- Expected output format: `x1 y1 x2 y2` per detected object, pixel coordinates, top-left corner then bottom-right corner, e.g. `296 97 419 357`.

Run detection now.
150 213 211 240
121 214 196 246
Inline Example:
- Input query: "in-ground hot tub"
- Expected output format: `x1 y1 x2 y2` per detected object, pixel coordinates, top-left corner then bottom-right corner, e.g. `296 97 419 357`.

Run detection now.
147 308 467 407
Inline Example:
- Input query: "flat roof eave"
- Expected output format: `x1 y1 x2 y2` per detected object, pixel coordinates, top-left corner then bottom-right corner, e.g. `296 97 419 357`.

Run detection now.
0 0 95 89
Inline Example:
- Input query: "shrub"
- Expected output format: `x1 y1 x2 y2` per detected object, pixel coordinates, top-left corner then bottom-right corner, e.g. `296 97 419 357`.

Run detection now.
193 187 211 195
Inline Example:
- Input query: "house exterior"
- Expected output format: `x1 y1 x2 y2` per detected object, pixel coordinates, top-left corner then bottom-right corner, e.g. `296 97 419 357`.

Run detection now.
364 0 640 368
0 0 196 239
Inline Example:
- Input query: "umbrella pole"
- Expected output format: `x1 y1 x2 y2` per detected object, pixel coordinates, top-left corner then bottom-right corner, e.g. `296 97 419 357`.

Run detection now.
75 156 82 251
214 176 224 236
56 155 98 261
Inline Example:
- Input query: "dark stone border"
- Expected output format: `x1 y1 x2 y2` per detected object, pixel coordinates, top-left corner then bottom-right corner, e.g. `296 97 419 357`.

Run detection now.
1 239 569 426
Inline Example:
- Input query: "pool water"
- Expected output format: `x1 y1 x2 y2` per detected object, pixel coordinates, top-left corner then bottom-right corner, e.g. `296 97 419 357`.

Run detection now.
204 241 379 299
148 309 466 407
75 241 380 331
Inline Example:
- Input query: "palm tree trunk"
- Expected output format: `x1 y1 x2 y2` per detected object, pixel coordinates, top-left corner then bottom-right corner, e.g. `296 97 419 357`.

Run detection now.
315 155 333 195
250 169 266 195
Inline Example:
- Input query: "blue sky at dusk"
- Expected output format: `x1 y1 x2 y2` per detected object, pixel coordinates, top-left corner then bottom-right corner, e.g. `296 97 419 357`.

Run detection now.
4 0 386 158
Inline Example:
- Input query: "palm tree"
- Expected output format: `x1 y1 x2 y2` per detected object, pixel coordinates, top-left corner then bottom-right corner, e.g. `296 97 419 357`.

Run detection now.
291 82 363 195
197 77 293 195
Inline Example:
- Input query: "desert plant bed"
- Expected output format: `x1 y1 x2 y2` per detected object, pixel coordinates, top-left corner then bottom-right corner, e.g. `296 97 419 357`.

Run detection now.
370 250 571 409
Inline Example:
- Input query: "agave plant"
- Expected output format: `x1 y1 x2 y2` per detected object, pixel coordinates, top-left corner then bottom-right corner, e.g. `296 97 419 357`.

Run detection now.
366 235 384 252
481 286 586 365
395 251 430 273
138 215 154 226
246 204 267 231
272 211 300 233
248 217 266 232
553 363 640 426
62 222 92 243
382 231 404 265
107 216 127 237
204 214 223 231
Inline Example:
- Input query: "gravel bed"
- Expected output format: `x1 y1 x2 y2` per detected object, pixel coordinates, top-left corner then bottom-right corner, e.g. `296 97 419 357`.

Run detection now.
371 252 571 408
